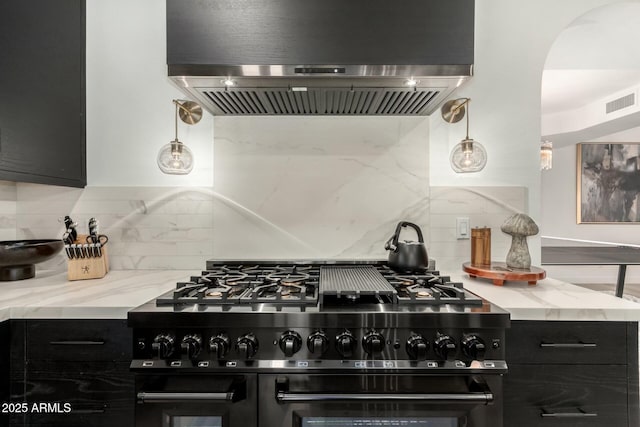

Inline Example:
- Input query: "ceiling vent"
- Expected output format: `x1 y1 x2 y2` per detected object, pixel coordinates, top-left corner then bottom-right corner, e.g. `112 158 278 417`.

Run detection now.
606 93 636 114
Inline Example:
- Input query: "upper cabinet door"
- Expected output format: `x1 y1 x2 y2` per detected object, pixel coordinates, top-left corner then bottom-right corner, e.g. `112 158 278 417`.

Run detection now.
0 0 86 188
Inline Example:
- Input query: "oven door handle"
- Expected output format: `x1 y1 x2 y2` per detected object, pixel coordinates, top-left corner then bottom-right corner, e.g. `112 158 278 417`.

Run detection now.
276 392 493 404
137 391 239 403
275 376 494 405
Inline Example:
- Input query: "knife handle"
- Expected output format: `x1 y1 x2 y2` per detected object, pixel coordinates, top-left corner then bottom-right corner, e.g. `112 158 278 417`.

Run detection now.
88 217 98 237
64 215 73 230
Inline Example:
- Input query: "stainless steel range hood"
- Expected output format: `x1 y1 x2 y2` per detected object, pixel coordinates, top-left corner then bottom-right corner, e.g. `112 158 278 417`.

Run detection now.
167 0 474 116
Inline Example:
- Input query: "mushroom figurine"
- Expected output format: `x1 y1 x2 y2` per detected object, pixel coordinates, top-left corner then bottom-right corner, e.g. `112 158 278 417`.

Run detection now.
501 213 539 269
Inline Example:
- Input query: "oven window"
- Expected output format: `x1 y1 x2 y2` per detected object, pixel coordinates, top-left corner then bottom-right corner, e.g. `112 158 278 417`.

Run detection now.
302 417 459 427
170 416 223 427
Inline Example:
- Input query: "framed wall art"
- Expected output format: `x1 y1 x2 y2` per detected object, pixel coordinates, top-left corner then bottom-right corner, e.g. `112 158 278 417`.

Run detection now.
577 142 640 223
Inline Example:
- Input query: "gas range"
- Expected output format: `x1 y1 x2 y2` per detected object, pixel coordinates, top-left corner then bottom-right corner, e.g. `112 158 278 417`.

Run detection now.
129 260 509 427
129 260 508 368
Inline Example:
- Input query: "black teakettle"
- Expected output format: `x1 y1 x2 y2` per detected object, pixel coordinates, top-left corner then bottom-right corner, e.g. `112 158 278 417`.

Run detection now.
384 221 429 273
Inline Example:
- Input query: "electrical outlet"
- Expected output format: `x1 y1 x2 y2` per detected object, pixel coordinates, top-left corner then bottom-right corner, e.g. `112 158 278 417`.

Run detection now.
456 217 470 239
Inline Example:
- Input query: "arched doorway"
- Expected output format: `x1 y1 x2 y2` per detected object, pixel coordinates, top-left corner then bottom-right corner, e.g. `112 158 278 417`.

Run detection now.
540 1 640 285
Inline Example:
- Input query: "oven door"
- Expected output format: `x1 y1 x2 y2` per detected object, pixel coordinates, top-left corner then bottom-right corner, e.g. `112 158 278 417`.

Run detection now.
260 374 502 427
135 374 257 427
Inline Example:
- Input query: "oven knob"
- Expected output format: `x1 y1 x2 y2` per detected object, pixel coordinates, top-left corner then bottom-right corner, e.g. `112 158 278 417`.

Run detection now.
362 330 385 355
462 335 487 361
152 333 175 359
335 330 357 358
209 334 230 359
434 335 457 361
235 333 259 360
279 331 302 357
406 334 429 360
307 331 329 356
180 334 202 360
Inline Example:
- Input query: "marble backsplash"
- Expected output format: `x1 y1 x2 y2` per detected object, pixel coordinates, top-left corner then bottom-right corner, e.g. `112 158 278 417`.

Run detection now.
211 116 431 260
0 181 17 241
15 184 214 271
12 181 526 274
429 186 528 273
7 184 527 278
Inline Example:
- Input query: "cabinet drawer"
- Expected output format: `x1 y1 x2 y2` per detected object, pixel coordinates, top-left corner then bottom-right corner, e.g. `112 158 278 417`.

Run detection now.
504 364 628 427
26 320 131 361
506 321 627 364
20 360 133 427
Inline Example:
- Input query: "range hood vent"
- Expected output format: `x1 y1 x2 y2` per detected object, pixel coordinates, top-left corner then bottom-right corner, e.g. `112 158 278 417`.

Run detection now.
167 0 474 116
202 88 442 116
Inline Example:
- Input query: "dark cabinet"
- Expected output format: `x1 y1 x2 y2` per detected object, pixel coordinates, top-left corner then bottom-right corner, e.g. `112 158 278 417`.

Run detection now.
1 321 9 427
9 319 133 427
504 321 639 427
0 0 86 188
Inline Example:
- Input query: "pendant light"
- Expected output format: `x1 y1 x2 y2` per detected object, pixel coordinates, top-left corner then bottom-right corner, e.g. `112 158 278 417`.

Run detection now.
157 99 203 175
441 98 487 173
540 140 553 170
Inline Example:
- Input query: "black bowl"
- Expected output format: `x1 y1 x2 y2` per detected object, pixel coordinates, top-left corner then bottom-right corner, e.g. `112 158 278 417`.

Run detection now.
0 239 64 281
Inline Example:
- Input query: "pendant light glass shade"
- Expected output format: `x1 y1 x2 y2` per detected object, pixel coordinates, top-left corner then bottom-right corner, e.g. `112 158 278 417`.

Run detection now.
158 100 202 175
157 140 194 175
540 140 552 170
450 138 487 173
441 98 487 173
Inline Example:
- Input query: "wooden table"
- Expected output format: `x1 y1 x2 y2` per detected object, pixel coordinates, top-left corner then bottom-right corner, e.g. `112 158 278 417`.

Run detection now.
541 246 640 298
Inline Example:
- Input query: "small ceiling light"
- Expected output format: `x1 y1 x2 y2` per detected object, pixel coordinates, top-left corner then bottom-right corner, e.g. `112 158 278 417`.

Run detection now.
404 78 418 87
157 100 202 175
441 98 487 173
540 140 553 170
222 78 236 87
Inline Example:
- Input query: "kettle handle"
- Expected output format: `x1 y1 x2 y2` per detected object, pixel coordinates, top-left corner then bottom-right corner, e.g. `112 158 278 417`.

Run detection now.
384 221 425 252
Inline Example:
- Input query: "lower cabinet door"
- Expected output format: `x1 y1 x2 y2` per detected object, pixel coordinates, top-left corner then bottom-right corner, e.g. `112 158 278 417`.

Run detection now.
504 364 628 426
20 360 133 427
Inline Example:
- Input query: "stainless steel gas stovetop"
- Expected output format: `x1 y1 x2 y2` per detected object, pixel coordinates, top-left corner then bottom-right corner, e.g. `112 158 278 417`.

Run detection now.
129 260 509 370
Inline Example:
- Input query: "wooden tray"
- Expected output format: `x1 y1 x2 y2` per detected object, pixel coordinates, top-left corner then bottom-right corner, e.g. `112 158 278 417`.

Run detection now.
463 262 546 286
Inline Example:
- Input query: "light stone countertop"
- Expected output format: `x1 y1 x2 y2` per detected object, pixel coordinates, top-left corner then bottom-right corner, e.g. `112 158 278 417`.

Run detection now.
0 270 194 321
456 274 640 321
0 269 639 322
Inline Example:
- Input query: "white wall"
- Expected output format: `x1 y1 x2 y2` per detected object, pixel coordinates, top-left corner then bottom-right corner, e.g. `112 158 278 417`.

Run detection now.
541 126 640 283
85 0 214 187
542 125 640 245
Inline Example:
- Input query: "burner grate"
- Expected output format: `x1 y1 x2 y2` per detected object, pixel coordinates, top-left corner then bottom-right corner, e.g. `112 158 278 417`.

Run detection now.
156 262 483 308
156 265 320 307
377 267 483 306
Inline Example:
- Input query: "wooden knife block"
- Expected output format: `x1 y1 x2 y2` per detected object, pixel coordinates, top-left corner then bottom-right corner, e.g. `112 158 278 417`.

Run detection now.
67 234 109 281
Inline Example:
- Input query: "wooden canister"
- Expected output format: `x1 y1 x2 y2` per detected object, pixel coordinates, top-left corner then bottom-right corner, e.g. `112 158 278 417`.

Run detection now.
471 227 491 266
